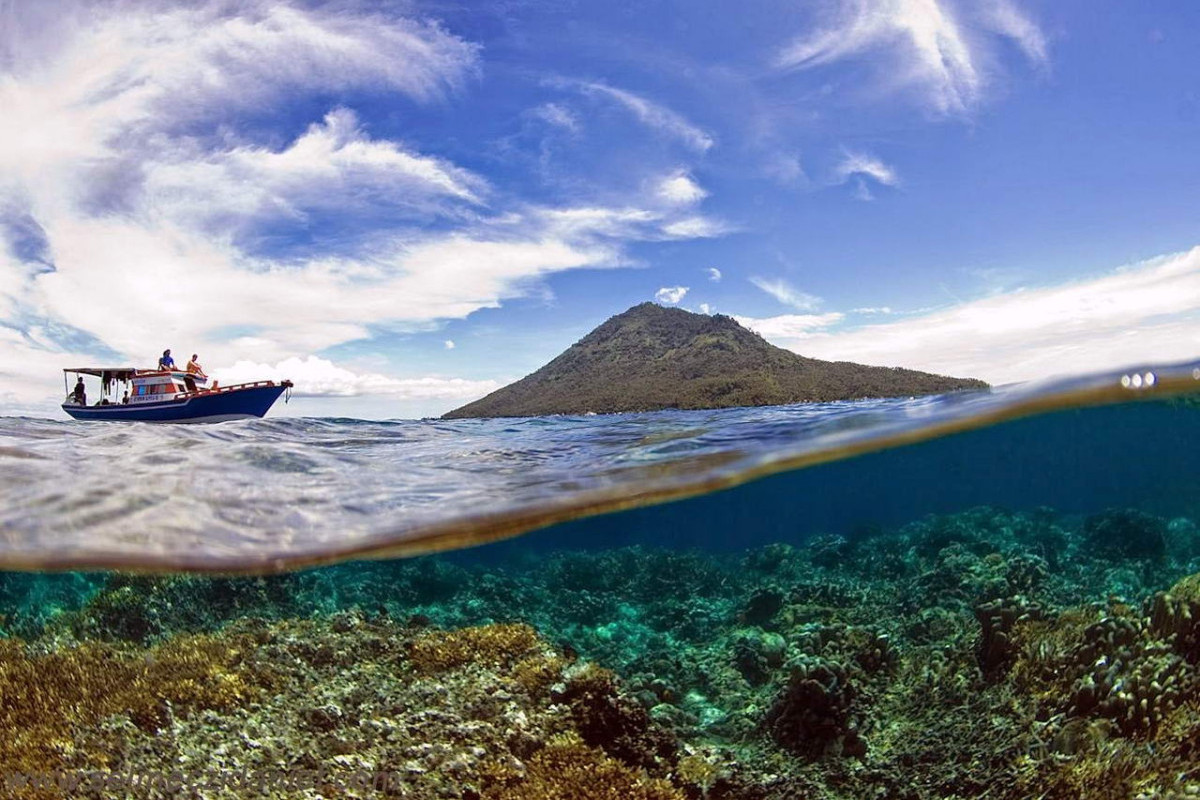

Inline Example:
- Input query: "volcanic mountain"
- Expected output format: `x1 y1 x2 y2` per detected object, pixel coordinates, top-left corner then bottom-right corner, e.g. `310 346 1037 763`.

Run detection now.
443 303 987 418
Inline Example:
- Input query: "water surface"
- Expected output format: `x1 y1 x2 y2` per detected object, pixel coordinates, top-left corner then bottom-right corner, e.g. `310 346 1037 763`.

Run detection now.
0 360 1196 572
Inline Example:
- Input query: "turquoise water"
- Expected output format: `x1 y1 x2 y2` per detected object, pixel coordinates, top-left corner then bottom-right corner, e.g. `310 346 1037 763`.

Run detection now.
1 361 1199 799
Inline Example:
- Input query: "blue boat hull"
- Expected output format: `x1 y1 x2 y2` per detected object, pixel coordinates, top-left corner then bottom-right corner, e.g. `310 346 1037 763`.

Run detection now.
62 384 288 423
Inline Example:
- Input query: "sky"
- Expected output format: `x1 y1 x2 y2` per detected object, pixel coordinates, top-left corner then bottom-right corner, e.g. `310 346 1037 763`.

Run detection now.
0 0 1197 419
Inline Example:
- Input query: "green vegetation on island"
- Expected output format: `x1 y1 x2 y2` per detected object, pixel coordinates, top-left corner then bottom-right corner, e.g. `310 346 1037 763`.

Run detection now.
444 302 988 419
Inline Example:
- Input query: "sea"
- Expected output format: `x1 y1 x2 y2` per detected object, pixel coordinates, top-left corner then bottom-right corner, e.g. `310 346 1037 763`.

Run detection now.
1 360 1198 799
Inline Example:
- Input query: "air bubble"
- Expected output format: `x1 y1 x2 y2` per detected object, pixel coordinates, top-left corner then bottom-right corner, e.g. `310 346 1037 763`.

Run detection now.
1121 375 1131 388
1131 373 1144 388
1144 372 1156 387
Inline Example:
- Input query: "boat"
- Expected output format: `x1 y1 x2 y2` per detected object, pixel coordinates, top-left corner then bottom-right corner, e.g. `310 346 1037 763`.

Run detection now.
61 366 293 423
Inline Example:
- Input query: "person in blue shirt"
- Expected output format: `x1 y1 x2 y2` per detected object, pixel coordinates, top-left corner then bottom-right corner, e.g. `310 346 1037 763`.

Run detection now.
158 349 176 371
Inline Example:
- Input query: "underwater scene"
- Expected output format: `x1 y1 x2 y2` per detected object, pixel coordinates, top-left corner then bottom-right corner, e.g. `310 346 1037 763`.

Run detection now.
2 365 1200 799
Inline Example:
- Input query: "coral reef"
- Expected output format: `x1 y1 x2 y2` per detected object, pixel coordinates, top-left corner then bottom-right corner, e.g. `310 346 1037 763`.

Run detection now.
1085 509 1169 562
0 504 1198 799
482 733 685 800
2 615 684 799
0 631 271 794
765 658 863 758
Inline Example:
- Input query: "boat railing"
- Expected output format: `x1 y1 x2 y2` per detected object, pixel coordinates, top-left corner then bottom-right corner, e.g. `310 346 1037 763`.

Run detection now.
175 379 291 399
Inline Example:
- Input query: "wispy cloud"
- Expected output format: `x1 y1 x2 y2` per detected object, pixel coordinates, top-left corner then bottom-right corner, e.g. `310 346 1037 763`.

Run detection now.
661 217 726 239
776 0 1047 115
655 286 689 305
983 0 1049 66
835 151 900 187
750 277 822 311
735 313 846 339
851 180 876 201
560 79 714 151
537 206 723 244
751 247 1200 384
764 153 808 186
529 102 582 134
707 267 722 282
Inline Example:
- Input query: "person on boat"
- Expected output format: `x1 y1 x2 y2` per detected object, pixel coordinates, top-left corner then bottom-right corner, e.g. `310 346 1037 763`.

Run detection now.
186 354 206 377
158 349 175 371
121 391 130 405
72 377 86 405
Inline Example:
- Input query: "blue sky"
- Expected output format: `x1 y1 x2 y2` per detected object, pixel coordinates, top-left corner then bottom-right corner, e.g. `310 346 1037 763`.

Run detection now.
1 0 1198 418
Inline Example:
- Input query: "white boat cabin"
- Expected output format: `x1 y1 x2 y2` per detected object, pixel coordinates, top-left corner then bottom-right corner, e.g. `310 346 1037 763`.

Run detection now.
64 367 211 407
130 370 209 404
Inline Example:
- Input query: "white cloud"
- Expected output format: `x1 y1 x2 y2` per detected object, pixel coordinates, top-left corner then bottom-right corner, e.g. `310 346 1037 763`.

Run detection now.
750 277 822 311
708 267 722 282
657 172 708 205
537 207 728 243
661 217 726 239
835 151 900 187
983 0 1049 65
776 0 1047 115
655 286 689 305
565 80 714 151
444 340 456 349
538 206 658 240
735 313 845 339
530 102 581 133
214 356 499 399
852 306 894 314
0 1 480 187
28 219 610 366
699 303 713 315
142 107 486 235
758 247 1200 385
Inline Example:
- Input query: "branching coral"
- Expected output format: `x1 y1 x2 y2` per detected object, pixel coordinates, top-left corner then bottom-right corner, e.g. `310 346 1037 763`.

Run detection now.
764 658 864 759
1150 573 1200 662
555 664 678 773
482 733 685 800
0 632 267 775
975 596 1044 675
408 623 545 673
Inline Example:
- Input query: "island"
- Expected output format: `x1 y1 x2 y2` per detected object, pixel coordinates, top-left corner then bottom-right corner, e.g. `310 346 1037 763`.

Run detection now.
443 302 988 418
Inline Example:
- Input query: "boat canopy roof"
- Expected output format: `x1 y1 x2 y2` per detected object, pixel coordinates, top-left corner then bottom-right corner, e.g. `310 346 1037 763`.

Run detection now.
63 367 141 380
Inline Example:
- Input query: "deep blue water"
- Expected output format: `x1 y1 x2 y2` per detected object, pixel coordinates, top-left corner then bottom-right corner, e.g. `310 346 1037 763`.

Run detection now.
495 399 1200 559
